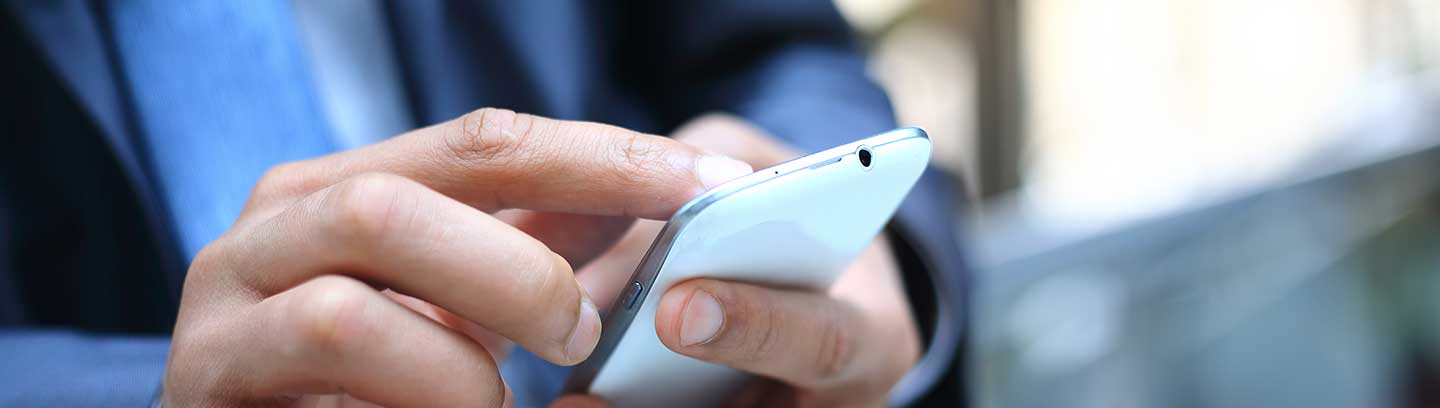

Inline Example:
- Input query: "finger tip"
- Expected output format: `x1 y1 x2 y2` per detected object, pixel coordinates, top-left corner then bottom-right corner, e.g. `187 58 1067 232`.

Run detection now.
677 289 724 347
696 154 754 191
655 281 726 350
558 296 602 366
653 283 695 340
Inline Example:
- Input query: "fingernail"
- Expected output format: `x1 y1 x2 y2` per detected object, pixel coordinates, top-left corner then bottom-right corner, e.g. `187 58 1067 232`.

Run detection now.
680 290 724 346
565 292 602 363
696 155 752 190
502 382 515 408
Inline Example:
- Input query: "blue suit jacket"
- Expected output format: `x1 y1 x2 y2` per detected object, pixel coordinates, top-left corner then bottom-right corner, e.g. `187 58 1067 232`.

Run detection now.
0 0 968 405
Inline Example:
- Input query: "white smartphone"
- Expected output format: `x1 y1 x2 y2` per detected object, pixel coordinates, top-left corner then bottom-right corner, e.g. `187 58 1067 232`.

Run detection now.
562 128 932 406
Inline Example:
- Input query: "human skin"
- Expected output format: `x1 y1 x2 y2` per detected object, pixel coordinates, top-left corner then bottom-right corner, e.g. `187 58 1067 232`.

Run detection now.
161 109 918 408
552 115 921 408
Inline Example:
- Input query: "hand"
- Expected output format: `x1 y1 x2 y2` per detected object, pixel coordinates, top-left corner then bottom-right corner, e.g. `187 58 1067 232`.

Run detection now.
161 109 755 407
554 115 922 408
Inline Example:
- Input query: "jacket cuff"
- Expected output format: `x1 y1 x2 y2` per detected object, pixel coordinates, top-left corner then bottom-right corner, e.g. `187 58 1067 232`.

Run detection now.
883 168 970 406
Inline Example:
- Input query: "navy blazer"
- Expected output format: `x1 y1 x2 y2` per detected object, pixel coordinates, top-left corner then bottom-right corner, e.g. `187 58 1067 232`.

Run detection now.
0 0 968 405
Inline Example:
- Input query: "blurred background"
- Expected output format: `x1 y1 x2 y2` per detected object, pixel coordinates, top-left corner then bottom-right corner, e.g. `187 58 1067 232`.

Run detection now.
830 0 1440 407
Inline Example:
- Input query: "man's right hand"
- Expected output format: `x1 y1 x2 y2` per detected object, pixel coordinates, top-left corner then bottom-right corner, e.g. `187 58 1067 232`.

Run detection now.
161 108 753 407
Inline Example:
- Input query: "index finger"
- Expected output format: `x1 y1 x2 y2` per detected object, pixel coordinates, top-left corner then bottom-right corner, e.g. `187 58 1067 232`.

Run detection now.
254 108 752 220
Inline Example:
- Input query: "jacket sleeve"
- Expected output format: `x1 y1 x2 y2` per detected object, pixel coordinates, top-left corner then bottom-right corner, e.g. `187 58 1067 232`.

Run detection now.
0 5 178 404
0 331 169 406
623 1 970 404
0 127 174 406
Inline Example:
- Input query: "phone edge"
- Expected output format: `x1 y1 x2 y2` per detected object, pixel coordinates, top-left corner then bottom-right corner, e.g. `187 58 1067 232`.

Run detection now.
561 127 929 394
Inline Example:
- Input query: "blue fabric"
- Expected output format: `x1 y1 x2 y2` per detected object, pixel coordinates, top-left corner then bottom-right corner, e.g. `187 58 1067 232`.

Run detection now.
0 332 169 406
0 0 966 405
107 0 337 259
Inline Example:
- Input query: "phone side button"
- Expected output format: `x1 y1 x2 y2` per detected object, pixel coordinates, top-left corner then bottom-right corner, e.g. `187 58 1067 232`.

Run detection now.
623 281 644 310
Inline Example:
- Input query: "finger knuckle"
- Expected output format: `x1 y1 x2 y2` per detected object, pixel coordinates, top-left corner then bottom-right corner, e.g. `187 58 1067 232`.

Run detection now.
736 298 783 364
811 307 856 383
446 108 536 166
184 237 256 296
322 173 415 246
250 161 309 207
187 239 230 277
606 131 671 188
291 276 377 355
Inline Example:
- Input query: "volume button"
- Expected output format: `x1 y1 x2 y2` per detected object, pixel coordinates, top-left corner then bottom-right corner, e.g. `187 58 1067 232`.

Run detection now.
623 281 644 310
